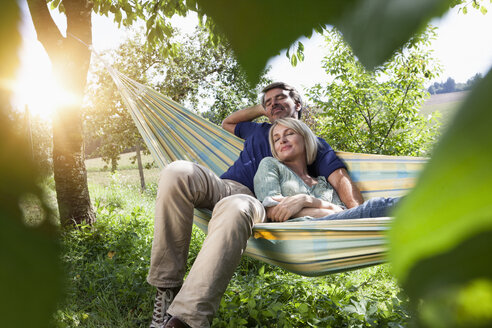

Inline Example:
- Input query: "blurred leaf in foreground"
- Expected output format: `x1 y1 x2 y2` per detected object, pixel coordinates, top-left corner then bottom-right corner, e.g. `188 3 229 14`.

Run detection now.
389 71 492 327
0 1 64 327
196 0 451 84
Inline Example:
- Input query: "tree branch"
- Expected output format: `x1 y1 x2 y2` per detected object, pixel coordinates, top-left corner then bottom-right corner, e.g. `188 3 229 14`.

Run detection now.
354 95 372 132
378 84 411 151
27 0 64 55
64 0 92 47
338 104 364 151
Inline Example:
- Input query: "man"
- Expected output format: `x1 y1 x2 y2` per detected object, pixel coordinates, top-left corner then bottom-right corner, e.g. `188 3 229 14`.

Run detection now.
148 82 363 328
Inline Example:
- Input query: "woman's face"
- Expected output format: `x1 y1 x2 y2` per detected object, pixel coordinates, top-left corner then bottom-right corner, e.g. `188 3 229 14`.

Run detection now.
272 124 306 163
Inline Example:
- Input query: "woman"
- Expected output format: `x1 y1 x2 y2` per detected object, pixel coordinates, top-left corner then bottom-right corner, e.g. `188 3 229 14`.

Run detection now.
253 118 398 222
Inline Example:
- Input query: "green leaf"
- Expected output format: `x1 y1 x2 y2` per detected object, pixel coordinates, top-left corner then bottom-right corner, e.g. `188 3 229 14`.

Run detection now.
195 0 452 84
298 41 304 52
290 54 298 67
0 217 63 328
297 48 305 62
299 303 309 313
114 9 122 25
50 0 62 10
389 71 492 318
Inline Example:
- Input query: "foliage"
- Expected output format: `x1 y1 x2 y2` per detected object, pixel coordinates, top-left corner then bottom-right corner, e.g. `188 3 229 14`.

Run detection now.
55 203 155 327
307 27 442 156
454 0 490 14
428 74 483 94
215 265 410 328
0 1 63 327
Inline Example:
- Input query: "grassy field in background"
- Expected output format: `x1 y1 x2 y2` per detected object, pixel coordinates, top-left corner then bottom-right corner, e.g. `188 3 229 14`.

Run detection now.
86 152 156 172
86 152 161 188
420 91 468 127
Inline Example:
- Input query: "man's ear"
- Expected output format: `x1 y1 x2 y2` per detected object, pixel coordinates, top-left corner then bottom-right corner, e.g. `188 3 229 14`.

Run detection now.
295 101 302 112
294 102 302 118
295 101 304 120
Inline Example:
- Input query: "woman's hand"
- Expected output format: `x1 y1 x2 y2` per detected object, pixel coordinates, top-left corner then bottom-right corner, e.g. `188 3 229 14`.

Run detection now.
295 208 338 218
319 200 345 213
266 196 345 222
268 195 308 222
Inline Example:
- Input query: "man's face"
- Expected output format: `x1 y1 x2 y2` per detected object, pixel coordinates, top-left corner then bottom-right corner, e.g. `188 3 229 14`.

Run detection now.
263 88 301 122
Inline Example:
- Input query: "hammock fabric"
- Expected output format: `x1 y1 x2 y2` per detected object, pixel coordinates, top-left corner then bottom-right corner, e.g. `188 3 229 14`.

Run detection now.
107 66 426 277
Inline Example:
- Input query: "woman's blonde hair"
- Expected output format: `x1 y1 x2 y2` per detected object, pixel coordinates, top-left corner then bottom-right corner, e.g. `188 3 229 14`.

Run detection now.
269 118 319 165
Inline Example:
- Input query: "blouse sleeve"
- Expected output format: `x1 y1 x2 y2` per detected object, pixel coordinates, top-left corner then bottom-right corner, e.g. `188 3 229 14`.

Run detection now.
253 157 283 203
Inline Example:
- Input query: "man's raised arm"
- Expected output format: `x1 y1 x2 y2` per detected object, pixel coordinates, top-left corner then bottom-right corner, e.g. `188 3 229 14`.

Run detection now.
328 168 364 209
221 104 266 134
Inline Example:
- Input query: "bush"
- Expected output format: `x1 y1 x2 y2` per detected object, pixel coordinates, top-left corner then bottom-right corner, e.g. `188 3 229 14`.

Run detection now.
215 265 410 328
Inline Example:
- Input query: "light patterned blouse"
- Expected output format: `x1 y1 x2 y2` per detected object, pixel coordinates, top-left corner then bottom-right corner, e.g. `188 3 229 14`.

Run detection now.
253 157 345 221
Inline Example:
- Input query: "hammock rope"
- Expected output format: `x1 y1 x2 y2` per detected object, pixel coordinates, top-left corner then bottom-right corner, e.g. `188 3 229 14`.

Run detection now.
106 67 427 276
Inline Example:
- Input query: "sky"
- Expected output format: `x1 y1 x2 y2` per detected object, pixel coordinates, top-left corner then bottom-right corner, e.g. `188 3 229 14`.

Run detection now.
12 2 492 117
267 5 492 92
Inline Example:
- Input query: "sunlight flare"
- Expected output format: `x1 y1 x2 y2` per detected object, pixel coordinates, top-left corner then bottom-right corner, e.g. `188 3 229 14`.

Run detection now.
12 42 80 120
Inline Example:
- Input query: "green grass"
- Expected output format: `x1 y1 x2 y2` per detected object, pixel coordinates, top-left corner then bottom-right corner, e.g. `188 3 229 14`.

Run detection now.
88 168 161 188
47 161 411 327
85 151 156 172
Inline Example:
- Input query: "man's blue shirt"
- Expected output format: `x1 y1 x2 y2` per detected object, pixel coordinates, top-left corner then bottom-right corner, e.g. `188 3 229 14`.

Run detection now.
220 121 346 194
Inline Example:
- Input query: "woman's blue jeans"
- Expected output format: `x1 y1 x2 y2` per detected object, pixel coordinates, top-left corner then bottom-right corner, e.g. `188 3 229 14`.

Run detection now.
313 197 400 221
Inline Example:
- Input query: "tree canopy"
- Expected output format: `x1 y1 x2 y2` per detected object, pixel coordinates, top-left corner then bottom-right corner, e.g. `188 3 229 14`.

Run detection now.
307 27 441 156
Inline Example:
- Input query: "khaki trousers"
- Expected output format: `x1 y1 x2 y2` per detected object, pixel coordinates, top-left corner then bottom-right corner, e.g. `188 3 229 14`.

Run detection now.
147 161 265 328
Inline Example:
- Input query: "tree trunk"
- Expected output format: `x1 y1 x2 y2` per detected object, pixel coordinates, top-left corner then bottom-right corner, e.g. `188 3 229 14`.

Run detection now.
136 142 146 192
27 0 95 226
111 156 118 173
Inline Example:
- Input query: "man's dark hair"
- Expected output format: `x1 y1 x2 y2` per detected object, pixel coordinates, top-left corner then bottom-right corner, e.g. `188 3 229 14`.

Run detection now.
261 82 303 119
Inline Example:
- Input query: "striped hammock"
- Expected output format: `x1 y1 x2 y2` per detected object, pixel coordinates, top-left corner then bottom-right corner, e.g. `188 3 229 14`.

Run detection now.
108 66 426 276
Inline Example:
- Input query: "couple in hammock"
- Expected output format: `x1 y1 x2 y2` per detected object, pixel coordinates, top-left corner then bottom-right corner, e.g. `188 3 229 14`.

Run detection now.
149 82 397 328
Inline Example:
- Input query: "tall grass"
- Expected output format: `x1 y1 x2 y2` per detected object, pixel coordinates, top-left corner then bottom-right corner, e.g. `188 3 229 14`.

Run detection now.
50 167 411 327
